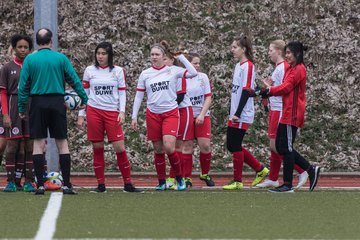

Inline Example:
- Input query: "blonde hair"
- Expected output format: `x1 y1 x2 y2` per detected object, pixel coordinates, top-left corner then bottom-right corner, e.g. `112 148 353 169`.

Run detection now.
270 40 286 57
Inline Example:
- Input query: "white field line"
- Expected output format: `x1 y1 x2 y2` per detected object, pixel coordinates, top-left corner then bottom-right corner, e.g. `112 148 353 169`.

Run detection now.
34 192 63 240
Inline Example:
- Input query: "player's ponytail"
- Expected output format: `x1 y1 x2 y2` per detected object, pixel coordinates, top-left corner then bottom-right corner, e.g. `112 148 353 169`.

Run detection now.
234 35 255 63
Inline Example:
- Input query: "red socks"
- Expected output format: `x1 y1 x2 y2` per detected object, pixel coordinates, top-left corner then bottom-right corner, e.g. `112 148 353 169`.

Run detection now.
116 151 132 184
200 152 211 175
154 153 166 181
170 152 210 178
169 151 182 178
269 151 282 181
93 147 105 184
268 151 304 181
168 151 182 177
182 153 193 178
233 151 244 182
242 147 262 172
294 164 305 174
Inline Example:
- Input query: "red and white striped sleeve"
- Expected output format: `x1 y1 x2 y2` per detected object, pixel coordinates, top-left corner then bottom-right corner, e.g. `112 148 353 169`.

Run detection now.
242 61 254 91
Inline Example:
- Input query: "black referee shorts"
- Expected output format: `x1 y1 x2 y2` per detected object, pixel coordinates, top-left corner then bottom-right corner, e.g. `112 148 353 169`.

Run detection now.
29 95 67 139
275 123 298 155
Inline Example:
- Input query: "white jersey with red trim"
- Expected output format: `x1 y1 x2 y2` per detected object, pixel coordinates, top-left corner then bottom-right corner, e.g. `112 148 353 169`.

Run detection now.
269 61 289 111
229 60 255 124
178 77 192 109
136 65 186 114
83 65 126 112
186 72 212 117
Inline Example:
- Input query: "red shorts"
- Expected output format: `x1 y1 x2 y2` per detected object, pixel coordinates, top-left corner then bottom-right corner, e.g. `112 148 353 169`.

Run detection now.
268 110 281 139
177 107 195 141
194 116 211 139
87 105 124 142
146 108 179 141
227 120 250 130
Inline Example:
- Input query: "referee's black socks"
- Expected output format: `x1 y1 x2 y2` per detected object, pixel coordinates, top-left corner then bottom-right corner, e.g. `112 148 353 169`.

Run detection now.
59 154 72 188
33 154 45 187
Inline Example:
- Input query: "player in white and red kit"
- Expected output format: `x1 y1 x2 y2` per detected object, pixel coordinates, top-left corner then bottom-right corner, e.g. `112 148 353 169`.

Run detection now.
223 36 269 190
161 45 195 189
131 42 197 191
181 53 215 187
259 41 321 192
256 40 308 189
77 42 142 193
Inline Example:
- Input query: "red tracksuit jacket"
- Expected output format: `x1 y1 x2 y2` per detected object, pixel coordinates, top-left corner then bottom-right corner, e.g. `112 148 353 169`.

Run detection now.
269 63 306 128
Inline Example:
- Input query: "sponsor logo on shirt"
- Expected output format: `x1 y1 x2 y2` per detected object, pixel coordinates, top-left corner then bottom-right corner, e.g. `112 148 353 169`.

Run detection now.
150 81 170 93
94 85 114 95
190 95 203 105
11 70 17 75
232 84 240 93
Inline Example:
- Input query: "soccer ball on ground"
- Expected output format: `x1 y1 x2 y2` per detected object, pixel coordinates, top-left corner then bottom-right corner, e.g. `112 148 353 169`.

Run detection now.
46 171 63 181
45 171 63 190
64 89 82 110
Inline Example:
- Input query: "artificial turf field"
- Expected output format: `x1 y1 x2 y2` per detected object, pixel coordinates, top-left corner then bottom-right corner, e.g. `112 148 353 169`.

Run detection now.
1 189 360 239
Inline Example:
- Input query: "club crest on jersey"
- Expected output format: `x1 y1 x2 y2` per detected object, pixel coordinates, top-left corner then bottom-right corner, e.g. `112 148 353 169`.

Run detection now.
12 127 19 135
0 127 4 134
150 81 170 92
94 85 114 95
232 85 240 93
190 95 204 105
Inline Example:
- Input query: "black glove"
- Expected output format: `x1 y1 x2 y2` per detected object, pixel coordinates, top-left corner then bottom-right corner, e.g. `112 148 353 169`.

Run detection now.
258 87 270 98
176 93 185 105
242 87 256 97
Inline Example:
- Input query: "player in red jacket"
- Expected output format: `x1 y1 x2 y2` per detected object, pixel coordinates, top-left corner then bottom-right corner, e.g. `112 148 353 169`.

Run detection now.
255 40 308 189
259 41 320 192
